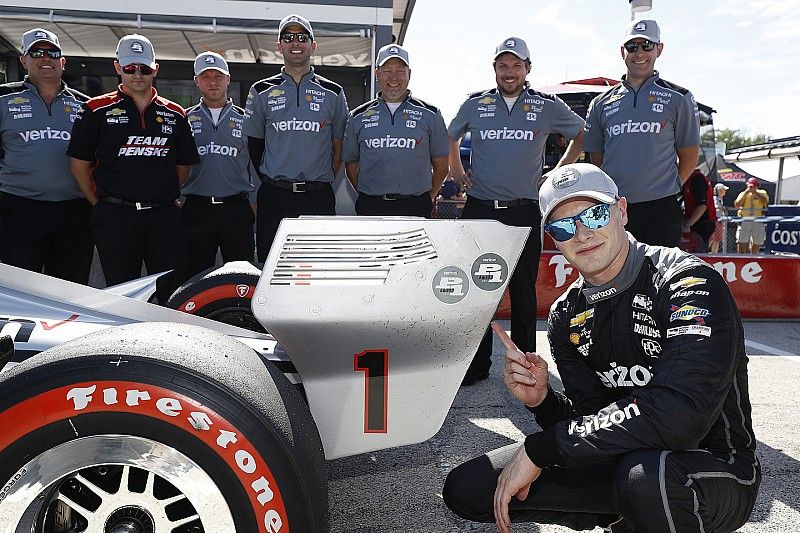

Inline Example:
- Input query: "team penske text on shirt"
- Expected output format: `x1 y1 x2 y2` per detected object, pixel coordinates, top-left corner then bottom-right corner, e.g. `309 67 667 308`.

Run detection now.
117 136 170 157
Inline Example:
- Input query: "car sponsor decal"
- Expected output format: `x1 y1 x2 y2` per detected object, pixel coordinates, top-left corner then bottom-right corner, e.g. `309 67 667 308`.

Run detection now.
0 382 288 531
633 323 660 338
669 305 709 324
669 277 706 291
666 325 711 337
569 308 594 327
177 284 256 313
632 293 652 311
641 339 661 356
471 253 508 291
432 266 469 304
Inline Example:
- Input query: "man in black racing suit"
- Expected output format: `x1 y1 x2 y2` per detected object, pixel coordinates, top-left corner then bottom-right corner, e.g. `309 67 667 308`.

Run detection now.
444 163 760 532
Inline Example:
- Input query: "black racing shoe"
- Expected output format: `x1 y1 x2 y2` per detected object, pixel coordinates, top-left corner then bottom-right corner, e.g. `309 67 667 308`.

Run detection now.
461 370 490 387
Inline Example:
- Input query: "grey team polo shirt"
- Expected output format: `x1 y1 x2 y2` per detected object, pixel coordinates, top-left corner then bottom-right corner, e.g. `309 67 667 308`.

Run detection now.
343 92 449 196
584 72 700 204
183 99 255 197
448 84 584 201
243 67 348 183
0 78 86 201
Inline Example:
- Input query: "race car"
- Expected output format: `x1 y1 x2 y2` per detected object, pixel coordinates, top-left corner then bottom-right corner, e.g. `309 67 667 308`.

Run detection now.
0 216 527 533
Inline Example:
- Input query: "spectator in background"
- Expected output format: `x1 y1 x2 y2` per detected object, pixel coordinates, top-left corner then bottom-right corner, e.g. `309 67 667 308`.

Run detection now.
0 28 92 283
734 177 769 254
681 168 715 252
709 183 729 253
584 19 701 248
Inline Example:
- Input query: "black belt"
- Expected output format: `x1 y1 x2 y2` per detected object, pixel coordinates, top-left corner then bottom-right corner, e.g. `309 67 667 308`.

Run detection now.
185 192 248 204
99 197 172 210
363 193 420 201
264 180 330 193
468 197 536 209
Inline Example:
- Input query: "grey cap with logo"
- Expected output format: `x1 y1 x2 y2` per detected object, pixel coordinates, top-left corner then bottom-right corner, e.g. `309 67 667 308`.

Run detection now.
22 28 60 54
494 36 530 61
623 19 661 44
279 14 314 40
539 163 620 224
376 44 410 67
194 51 229 76
116 34 156 68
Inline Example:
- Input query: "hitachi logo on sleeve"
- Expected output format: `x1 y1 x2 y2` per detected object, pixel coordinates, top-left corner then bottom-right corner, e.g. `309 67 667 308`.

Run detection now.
118 136 170 156
198 142 238 157
270 119 324 132
568 402 641 437
605 119 666 137
364 135 418 149
18 128 71 142
478 127 538 141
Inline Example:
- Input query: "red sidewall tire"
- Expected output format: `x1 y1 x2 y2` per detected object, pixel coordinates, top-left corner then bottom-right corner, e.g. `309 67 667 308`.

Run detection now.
0 322 327 533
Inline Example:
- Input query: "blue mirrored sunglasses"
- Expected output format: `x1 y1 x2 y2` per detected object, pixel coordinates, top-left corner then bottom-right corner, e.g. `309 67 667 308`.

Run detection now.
544 203 614 242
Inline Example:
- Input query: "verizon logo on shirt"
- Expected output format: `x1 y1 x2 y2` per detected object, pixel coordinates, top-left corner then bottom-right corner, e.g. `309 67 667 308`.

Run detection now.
605 120 667 137
478 128 540 141
18 128 71 142
363 136 418 149
271 118 325 132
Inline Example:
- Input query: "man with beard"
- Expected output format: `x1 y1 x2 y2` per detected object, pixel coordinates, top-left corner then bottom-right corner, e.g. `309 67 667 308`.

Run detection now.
448 37 585 385
243 14 349 261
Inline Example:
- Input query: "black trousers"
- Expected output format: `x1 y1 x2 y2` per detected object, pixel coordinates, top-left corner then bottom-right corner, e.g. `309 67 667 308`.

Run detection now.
256 181 335 263
626 195 683 248
93 202 189 303
460 198 541 376
355 193 433 218
0 193 92 284
180 195 255 276
444 443 760 532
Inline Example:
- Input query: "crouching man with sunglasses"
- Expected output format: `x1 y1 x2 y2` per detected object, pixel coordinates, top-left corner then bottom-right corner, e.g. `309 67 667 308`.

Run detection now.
584 20 701 248
68 34 199 302
444 163 760 533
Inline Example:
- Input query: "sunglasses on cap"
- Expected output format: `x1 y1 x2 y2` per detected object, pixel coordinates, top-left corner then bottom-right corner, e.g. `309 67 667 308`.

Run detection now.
544 203 614 242
623 40 657 53
121 64 155 75
26 48 62 59
280 32 311 43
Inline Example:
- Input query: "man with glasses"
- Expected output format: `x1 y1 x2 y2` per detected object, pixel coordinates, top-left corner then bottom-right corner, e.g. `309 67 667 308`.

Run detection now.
243 13 349 261
182 52 256 276
444 163 760 533
0 28 92 283
448 37 585 386
342 44 449 217
68 34 199 301
585 19 701 248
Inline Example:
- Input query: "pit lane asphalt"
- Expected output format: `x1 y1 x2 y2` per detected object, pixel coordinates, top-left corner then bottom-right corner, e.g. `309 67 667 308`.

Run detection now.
328 319 800 533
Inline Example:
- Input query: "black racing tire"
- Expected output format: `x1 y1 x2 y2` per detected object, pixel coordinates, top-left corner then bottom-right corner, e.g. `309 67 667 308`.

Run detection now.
0 322 327 533
166 261 265 333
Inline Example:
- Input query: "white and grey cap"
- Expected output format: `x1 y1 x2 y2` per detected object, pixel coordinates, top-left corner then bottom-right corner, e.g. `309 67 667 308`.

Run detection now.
194 51 229 76
279 14 314 40
116 34 156 68
623 19 661 44
539 163 619 224
376 44 409 67
22 28 60 54
494 36 530 61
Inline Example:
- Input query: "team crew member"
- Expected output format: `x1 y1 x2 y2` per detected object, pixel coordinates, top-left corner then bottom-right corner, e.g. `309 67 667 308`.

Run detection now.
449 37 585 385
244 14 349 261
0 28 92 283
343 44 449 217
444 163 760 533
68 34 199 301
585 19 701 248
183 52 256 275
734 177 769 254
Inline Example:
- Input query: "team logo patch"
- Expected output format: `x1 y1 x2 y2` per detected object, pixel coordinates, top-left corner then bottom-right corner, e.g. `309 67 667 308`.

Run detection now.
641 339 661 356
205 56 216 64
635 21 647 32
553 167 578 189
669 305 710 324
652 103 663 113
666 325 711 338
34 31 48 39
669 277 706 291
632 294 652 311
505 39 516 48
130 41 144 53
569 308 594 327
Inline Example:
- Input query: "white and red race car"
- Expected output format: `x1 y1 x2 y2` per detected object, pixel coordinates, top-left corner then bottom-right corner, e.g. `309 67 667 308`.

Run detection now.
0 216 527 533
